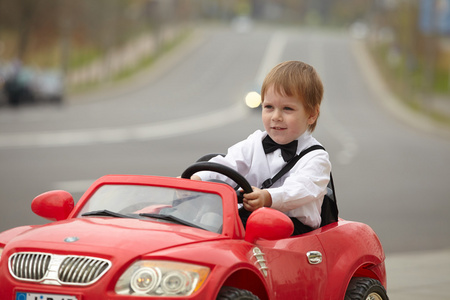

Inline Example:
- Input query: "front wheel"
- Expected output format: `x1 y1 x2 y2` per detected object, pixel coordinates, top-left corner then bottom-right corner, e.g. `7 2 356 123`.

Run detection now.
345 277 388 300
217 286 260 300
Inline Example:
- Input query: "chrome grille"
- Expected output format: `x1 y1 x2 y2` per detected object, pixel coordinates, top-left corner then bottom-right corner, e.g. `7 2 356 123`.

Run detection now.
9 252 111 286
9 252 51 281
59 256 111 284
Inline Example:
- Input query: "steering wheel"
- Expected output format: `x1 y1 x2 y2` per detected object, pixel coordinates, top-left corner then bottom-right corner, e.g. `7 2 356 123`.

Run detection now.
180 162 253 203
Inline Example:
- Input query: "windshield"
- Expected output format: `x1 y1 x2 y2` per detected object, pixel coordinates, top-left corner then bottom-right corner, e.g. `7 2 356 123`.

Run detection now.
77 184 223 233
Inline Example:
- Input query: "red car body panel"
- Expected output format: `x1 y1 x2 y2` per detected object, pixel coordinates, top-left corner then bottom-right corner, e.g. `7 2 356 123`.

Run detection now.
0 174 387 299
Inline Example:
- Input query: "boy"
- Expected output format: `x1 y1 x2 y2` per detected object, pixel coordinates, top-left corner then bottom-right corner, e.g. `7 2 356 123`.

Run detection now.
192 61 331 235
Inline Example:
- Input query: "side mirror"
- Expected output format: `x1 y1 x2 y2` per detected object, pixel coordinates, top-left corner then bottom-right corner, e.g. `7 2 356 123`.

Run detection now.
244 207 294 243
31 190 74 221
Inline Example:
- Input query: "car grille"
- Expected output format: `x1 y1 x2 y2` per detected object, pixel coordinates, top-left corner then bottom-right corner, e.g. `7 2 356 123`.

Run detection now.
9 252 51 281
9 252 112 286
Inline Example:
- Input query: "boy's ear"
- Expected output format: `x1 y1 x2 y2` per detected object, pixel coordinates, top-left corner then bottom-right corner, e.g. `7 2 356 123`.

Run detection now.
307 105 320 124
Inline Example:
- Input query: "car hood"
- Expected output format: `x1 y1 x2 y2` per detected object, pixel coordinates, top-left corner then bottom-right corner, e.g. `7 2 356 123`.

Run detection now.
4 217 223 258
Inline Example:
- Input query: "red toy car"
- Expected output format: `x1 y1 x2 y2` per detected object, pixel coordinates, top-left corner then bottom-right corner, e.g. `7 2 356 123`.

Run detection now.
0 162 388 299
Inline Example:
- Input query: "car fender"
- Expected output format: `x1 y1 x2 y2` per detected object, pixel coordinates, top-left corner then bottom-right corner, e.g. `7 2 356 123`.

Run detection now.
144 239 271 299
317 221 386 299
219 266 270 300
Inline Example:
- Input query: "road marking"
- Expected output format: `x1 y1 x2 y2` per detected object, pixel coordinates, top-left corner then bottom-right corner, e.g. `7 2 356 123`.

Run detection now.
0 102 248 149
320 102 359 165
0 32 288 150
307 34 359 165
254 32 287 86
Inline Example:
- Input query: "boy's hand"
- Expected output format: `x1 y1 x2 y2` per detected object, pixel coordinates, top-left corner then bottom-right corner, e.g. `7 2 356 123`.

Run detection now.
190 175 202 181
243 187 272 212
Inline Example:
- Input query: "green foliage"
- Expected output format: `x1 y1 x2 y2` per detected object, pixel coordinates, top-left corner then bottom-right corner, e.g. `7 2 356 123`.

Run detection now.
370 43 450 125
68 47 102 70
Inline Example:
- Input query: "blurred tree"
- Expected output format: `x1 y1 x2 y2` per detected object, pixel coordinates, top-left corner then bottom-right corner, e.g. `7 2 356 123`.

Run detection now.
0 0 39 61
0 0 190 64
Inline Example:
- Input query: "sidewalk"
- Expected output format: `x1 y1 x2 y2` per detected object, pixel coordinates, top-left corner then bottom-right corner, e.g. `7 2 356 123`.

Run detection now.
385 249 450 299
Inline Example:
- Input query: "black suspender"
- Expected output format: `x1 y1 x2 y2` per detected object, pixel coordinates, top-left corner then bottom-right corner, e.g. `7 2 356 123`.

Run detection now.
260 145 326 189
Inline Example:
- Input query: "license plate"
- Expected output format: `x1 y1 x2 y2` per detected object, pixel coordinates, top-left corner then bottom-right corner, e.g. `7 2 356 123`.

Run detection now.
16 292 78 300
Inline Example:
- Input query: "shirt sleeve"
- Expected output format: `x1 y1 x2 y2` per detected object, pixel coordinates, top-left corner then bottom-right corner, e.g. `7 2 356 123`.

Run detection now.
268 150 331 212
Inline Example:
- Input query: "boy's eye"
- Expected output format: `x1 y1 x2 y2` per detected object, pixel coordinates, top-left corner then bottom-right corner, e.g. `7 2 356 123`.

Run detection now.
263 105 273 110
284 107 294 111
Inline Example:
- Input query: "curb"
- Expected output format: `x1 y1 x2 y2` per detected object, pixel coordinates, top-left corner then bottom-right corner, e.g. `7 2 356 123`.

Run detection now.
352 39 450 140
66 29 206 106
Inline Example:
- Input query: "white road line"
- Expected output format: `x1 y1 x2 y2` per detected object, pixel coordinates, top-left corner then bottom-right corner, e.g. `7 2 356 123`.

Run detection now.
0 102 248 149
320 102 359 165
254 32 287 86
307 35 359 165
0 32 288 150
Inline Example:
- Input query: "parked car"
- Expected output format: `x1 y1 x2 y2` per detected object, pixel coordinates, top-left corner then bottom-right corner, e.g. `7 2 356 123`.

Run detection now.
0 161 388 299
0 62 64 106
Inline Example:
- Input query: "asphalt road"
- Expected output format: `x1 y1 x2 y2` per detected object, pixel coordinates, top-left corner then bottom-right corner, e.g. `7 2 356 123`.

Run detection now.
1 25 449 255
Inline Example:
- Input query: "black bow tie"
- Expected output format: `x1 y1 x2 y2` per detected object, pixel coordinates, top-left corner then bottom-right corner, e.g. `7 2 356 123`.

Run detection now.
262 135 298 162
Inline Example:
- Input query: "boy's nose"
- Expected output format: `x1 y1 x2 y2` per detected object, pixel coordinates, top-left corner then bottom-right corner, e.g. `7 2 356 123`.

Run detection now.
272 110 283 121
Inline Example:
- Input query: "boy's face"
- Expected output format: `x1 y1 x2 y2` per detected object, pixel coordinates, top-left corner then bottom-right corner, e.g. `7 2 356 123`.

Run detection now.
262 85 318 145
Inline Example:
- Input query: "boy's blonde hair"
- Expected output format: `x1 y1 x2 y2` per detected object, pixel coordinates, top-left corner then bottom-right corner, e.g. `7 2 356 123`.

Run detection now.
261 61 324 132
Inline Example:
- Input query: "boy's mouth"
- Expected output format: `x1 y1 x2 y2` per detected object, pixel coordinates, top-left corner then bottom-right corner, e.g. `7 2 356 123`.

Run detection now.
271 126 286 130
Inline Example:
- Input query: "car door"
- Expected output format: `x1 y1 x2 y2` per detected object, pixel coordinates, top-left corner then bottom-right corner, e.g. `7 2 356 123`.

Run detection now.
254 233 327 299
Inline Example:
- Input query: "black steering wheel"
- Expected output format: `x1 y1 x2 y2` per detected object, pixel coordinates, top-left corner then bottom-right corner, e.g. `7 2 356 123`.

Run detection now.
180 162 253 203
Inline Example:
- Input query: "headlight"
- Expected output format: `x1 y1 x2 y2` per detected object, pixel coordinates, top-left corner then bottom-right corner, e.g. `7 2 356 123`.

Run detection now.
130 267 161 294
115 260 210 297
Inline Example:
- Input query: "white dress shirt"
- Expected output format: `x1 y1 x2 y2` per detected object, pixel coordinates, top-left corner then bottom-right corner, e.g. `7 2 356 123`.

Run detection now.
196 130 331 229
